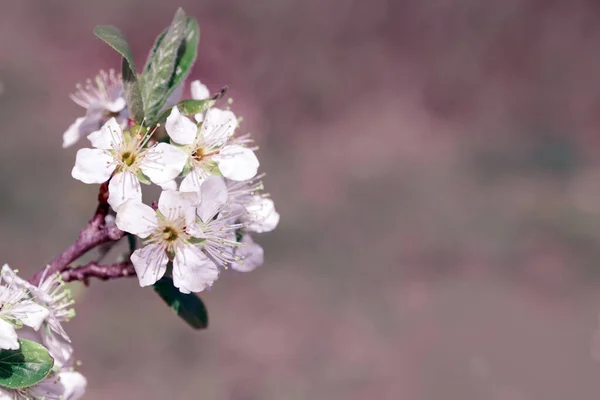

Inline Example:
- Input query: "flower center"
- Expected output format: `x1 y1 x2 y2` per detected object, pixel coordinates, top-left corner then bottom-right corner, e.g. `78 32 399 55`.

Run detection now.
162 226 179 242
121 151 136 166
193 147 206 161
192 145 220 163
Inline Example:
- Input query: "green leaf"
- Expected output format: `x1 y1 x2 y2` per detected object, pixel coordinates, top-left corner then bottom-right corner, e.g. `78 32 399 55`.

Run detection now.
0 339 54 389
142 12 201 127
93 25 137 73
155 98 215 126
164 18 200 102
122 58 144 122
144 32 166 73
144 17 199 89
153 276 208 329
141 8 187 122
174 98 213 115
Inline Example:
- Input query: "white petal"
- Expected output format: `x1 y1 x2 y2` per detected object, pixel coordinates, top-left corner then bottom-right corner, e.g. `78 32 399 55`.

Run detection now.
42 326 73 368
179 167 205 194
213 145 259 181
31 371 87 400
231 234 264 272
172 245 219 293
244 197 280 233
158 190 198 224
140 143 187 185
159 179 178 191
115 199 157 238
194 113 205 123
1 265 35 292
197 176 228 222
9 301 49 331
0 388 12 399
191 80 210 100
57 371 87 400
0 319 18 350
86 117 123 150
71 148 115 184
47 315 70 343
62 117 86 148
185 222 205 239
131 244 169 287
200 108 237 144
63 108 108 148
14 326 40 343
108 171 142 210
104 97 126 113
165 107 197 145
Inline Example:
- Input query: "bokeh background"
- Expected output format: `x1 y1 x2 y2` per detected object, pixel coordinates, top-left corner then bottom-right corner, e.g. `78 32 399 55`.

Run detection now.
3 0 600 398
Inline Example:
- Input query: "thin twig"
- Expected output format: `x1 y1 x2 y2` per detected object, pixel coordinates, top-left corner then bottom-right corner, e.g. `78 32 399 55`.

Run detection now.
29 183 125 286
61 261 135 284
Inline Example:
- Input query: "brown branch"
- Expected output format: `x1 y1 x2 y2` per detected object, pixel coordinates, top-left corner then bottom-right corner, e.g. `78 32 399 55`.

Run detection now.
29 183 126 286
62 261 135 284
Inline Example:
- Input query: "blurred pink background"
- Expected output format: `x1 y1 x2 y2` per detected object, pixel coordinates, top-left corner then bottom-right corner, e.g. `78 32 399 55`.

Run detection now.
3 0 600 398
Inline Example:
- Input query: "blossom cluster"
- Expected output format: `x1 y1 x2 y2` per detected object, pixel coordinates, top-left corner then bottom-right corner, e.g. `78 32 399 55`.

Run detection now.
66 77 279 293
0 8 280 397
0 266 85 399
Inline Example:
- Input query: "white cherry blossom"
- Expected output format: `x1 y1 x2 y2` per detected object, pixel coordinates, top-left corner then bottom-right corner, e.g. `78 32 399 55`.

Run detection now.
165 107 259 192
62 69 127 148
116 190 219 292
226 176 280 233
2 266 75 367
185 176 244 273
71 118 188 210
0 266 48 350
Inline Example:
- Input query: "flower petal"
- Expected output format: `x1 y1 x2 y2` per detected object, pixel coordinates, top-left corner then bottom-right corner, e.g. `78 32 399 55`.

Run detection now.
71 148 115 184
0 265 40 297
158 190 198 224
191 80 210 100
31 371 87 400
86 117 123 150
231 234 264 272
244 196 280 233
62 117 86 148
108 171 142 210
57 371 87 400
9 301 49 331
104 97 126 113
140 143 187 185
0 319 18 350
42 325 73 368
63 106 108 148
200 108 237 145
172 244 219 293
115 199 157 238
213 145 259 181
131 244 169 287
197 176 228 222
179 167 205 194
158 179 178 191
165 106 197 145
